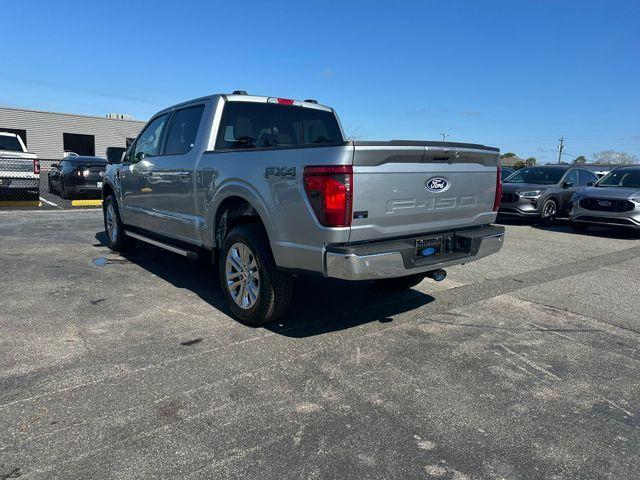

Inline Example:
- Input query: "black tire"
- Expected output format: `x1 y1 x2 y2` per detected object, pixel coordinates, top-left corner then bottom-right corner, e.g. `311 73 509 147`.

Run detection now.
570 222 589 233
538 198 558 226
60 180 72 199
375 273 426 290
103 194 135 252
219 224 292 326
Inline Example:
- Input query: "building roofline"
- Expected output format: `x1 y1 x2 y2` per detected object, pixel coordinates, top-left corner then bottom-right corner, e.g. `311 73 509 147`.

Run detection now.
0 104 146 124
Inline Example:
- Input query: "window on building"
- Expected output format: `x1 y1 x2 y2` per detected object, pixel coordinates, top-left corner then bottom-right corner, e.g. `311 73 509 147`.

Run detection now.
63 133 95 156
0 128 27 147
165 105 205 155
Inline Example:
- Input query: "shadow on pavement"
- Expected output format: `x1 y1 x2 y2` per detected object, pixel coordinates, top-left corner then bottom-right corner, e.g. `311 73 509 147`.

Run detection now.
94 231 434 338
496 215 640 240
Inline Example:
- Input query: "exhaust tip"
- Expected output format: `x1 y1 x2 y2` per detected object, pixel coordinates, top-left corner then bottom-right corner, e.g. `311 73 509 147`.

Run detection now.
427 269 447 282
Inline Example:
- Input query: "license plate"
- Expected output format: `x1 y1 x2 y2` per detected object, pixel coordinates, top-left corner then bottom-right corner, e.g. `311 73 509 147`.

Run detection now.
97 181 103 188
416 237 442 258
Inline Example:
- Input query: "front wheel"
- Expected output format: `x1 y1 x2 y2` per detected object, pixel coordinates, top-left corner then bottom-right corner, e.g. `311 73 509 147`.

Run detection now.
219 224 292 326
538 199 558 226
103 195 135 252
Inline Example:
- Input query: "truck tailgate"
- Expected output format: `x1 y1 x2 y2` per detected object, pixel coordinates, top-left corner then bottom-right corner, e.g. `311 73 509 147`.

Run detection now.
349 142 500 242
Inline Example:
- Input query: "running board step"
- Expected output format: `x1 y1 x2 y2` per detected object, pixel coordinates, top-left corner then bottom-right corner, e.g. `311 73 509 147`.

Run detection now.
125 231 199 259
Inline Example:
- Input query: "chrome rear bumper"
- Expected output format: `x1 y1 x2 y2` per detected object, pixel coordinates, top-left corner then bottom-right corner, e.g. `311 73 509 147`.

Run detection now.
324 226 505 281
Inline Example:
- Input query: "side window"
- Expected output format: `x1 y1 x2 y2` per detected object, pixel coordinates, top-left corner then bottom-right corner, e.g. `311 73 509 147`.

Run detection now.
564 170 579 186
132 114 169 163
164 105 205 156
578 170 596 186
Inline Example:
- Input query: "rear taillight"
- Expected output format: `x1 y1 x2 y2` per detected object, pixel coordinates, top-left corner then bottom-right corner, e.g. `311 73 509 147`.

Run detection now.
33 159 40 175
493 166 502 211
303 165 353 227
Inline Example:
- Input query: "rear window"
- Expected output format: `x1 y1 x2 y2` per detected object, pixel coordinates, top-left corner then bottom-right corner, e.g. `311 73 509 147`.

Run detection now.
0 135 24 152
216 102 343 150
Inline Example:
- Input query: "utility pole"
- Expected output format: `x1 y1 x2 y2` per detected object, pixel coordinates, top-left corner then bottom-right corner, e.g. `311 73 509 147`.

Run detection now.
558 137 565 164
440 133 449 142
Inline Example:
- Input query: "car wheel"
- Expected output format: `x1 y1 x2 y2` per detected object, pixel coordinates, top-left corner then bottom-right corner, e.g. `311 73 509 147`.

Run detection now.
375 273 426 290
570 222 589 233
219 224 292 326
103 194 135 252
539 198 558 226
60 180 72 199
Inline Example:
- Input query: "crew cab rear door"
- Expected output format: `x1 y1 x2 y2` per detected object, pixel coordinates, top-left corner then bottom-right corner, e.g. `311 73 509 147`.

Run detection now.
349 142 500 242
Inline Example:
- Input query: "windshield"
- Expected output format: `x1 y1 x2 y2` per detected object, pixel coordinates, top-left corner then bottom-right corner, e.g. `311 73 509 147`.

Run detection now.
596 169 640 189
503 167 567 185
0 135 24 152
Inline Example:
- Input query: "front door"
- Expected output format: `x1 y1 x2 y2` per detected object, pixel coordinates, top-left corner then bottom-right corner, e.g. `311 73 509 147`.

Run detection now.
120 113 170 231
144 104 206 242
558 169 580 211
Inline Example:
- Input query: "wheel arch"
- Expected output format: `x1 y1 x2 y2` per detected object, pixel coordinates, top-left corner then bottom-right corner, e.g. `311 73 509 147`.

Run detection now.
210 194 274 252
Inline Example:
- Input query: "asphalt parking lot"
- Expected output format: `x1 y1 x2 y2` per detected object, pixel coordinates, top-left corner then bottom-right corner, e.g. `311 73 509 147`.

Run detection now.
1 210 639 479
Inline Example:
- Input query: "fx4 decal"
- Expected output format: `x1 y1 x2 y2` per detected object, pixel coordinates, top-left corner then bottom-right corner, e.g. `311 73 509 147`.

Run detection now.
265 167 296 179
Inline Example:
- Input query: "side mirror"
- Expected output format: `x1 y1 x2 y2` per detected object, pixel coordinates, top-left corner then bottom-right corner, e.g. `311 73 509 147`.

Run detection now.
106 147 125 164
562 181 574 189
135 151 147 163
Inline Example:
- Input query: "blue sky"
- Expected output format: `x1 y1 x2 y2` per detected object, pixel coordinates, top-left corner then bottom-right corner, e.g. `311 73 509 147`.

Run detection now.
2 0 639 163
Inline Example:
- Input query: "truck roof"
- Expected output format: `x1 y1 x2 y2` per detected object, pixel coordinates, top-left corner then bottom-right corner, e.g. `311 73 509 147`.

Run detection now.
162 93 334 115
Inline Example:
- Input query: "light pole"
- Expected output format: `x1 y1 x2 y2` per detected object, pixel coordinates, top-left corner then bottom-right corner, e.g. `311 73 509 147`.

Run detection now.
440 133 449 142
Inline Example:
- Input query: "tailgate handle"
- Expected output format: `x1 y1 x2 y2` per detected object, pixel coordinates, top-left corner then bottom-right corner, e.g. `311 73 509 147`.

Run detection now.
432 156 450 161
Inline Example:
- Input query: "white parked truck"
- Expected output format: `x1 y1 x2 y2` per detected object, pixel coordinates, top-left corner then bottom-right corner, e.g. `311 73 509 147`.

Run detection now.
0 132 40 196
102 92 505 324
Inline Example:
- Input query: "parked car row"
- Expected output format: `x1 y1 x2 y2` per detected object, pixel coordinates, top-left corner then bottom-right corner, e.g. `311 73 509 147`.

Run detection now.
498 165 640 232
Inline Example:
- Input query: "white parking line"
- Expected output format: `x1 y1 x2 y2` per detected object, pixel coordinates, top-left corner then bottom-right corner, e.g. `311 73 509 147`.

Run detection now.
39 197 59 207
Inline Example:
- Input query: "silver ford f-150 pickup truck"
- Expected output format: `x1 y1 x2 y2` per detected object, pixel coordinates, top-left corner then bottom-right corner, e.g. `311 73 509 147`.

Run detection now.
102 92 505 324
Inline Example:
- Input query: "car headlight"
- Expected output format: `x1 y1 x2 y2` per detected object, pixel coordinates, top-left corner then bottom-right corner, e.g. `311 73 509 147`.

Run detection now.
631 197 640 205
518 189 545 198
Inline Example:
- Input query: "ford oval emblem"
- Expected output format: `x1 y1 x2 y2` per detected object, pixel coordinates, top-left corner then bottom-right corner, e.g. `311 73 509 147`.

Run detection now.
426 177 449 192
598 200 611 207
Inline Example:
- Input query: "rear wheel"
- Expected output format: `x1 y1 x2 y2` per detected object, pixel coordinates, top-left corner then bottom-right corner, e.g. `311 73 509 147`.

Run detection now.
103 194 135 252
375 274 425 290
60 180 72 199
538 198 558 226
219 224 292 326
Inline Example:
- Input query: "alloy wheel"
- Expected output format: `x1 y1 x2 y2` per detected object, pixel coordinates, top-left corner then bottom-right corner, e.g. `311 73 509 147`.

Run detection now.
225 242 260 309
105 203 118 243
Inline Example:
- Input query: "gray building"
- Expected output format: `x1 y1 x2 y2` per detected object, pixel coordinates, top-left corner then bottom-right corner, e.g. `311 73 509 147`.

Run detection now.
0 106 145 160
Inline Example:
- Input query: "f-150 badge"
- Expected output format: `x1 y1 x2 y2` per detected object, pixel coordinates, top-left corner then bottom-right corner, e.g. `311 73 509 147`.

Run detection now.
265 167 296 178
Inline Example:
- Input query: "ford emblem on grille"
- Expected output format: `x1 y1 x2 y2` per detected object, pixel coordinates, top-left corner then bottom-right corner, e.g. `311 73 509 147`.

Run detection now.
426 177 449 192
598 200 612 207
